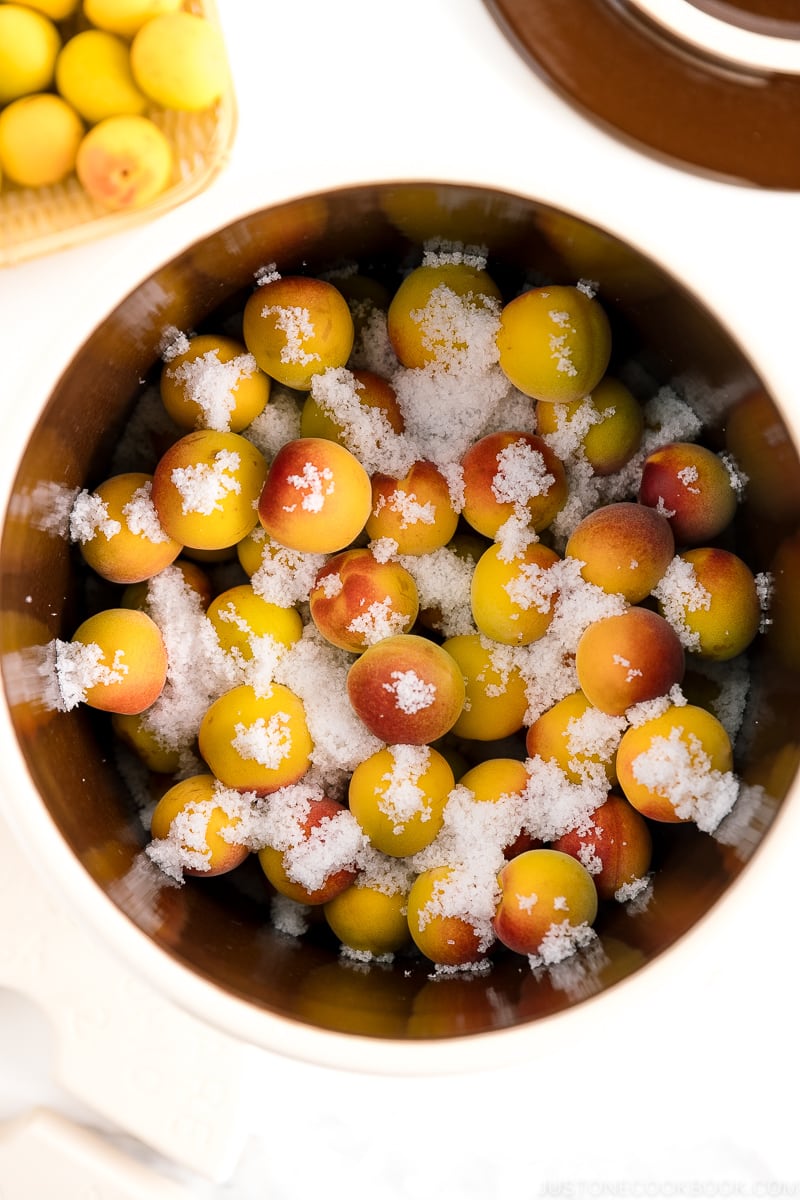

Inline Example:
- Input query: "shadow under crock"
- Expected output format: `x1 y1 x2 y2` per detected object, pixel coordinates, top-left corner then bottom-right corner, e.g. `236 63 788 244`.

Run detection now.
3 181 800 1043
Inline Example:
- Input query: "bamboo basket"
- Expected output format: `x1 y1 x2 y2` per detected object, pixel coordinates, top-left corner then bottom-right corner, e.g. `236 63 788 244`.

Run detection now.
0 1 237 268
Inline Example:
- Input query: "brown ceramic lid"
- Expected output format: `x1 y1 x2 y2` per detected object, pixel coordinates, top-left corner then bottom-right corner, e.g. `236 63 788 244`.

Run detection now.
483 0 800 188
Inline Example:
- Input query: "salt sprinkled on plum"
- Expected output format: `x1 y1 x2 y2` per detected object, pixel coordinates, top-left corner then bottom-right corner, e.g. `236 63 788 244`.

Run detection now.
166 348 259 432
53 639 125 711
70 490 121 543
121 481 171 543
631 729 739 833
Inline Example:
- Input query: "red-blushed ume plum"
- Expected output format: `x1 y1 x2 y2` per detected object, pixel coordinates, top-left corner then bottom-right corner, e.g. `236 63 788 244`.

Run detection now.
309 548 419 652
552 793 652 900
638 441 738 545
460 431 567 538
576 608 685 716
257 795 358 905
365 459 459 556
346 633 465 745
565 501 674 603
258 436 372 555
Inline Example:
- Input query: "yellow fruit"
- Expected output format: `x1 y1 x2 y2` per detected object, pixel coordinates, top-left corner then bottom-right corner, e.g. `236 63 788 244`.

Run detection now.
0 5 61 105
130 12 228 110
56 30 148 124
82 0 182 39
76 114 173 210
0 93 83 187
14 0 79 18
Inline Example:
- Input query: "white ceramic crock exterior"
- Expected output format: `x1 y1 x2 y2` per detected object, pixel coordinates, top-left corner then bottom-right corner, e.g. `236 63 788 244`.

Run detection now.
1 0 799 1079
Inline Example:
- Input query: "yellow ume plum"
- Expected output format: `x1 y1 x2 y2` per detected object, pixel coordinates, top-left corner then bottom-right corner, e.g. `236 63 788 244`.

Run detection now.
160 335 270 433
75 472 182 585
386 262 502 369
130 12 228 111
324 881 410 956
497 285 612 403
151 430 267 551
84 0 183 38
493 848 598 958
198 683 313 794
0 94 83 187
150 774 250 877
348 744 454 856
258 437 371 555
55 30 148 124
470 541 560 646
206 585 303 661
66 607 167 715
0 5 61 105
243 277 354 391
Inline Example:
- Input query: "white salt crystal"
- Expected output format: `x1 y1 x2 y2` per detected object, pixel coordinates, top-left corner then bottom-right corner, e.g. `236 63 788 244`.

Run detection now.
369 536 399 564
421 239 488 270
262 304 319 366
246 385 302 459
310 366 416 478
652 555 711 650
171 449 241 515
614 874 652 902
232 710 294 769
9 480 80 538
397 546 475 638
528 920 597 969
122 480 171 543
548 310 578 378
626 683 686 727
139 566 237 752
165 348 259 432
349 306 399 378
565 707 626 778
53 640 128 711
284 461 334 514
374 486 435 530
255 262 281 286
522 755 609 843
631 727 739 832
271 894 310 937
346 597 410 646
250 538 326 608
720 450 748 498
492 437 555 507
377 745 434 833
159 326 191 362
69 491 121 544
383 669 436 714
274 626 383 789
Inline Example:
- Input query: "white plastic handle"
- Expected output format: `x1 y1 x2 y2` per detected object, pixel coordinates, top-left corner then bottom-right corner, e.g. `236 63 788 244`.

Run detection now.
0 813 253 1184
0 1109 192 1200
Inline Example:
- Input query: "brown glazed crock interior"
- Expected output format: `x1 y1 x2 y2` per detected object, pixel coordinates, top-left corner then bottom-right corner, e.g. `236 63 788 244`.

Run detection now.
2 181 800 1042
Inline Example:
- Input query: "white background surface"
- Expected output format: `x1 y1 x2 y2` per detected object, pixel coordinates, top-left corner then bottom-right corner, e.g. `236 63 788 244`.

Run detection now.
1 1 800 1195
